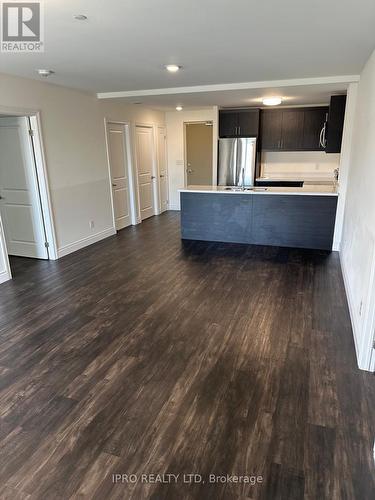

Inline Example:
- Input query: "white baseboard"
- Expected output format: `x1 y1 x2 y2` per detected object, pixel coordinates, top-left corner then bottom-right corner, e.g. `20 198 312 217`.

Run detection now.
339 252 361 366
0 269 11 284
333 239 341 251
168 204 180 211
57 227 116 258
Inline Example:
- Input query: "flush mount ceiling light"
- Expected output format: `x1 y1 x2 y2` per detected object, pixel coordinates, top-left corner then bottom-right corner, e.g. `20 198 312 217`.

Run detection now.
74 14 88 21
37 69 55 77
165 64 182 73
262 97 282 106
176 106 183 111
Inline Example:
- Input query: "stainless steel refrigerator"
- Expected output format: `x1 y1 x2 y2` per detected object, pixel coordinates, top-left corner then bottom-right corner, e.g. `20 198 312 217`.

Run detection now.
217 138 257 187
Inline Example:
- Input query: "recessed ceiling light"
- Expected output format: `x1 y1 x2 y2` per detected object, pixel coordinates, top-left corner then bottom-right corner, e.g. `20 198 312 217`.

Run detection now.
37 69 54 77
74 14 88 21
176 106 183 111
262 97 282 106
165 64 182 73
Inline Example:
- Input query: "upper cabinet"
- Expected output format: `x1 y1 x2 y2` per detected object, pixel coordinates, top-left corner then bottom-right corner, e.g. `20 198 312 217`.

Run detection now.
260 107 328 152
302 107 328 151
325 95 347 153
219 97 346 152
259 110 283 150
219 109 260 137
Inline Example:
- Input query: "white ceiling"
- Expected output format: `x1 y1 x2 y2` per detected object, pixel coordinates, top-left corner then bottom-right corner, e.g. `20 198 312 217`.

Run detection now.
0 0 374 99
101 82 351 111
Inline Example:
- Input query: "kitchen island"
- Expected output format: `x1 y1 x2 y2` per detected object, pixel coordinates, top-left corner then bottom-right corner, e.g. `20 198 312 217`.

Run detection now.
179 185 338 251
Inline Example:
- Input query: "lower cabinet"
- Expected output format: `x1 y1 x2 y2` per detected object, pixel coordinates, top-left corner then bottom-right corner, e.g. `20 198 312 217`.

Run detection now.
180 193 338 251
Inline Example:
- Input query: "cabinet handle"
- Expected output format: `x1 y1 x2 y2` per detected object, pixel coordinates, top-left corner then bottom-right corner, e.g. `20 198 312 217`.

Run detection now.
238 126 241 135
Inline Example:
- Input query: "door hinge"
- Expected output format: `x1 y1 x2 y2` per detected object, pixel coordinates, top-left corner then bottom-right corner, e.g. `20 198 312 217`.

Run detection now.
29 129 34 137
44 241 49 248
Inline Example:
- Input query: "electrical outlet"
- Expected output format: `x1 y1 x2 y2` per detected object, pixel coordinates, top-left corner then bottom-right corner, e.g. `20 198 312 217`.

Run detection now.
89 220 95 229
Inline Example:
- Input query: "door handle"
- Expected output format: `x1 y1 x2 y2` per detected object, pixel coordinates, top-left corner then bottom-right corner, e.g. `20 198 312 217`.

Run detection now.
112 183 117 187
151 176 156 179
160 174 165 178
187 169 193 174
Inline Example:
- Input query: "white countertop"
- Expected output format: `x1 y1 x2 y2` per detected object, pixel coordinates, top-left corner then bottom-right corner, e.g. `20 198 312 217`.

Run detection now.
179 184 339 196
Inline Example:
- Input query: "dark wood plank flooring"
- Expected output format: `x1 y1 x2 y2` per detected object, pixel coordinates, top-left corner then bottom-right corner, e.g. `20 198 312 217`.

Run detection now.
0 211 374 499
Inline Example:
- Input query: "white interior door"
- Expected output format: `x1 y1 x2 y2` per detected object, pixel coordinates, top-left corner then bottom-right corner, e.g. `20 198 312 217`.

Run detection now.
136 126 155 221
107 123 132 230
0 117 48 259
157 126 168 213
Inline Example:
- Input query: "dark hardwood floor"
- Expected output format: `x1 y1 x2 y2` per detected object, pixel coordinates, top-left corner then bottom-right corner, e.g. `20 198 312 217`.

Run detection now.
0 211 374 499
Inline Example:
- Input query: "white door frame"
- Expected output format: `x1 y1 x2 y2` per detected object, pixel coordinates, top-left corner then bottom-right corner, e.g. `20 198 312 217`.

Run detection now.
0 106 58 276
104 120 138 228
134 123 160 217
183 120 214 187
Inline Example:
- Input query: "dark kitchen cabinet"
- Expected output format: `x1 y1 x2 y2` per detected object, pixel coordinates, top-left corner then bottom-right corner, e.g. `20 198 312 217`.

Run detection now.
261 107 328 151
280 109 304 150
325 95 346 153
219 111 238 137
219 109 259 137
260 110 282 149
302 107 327 151
237 110 260 136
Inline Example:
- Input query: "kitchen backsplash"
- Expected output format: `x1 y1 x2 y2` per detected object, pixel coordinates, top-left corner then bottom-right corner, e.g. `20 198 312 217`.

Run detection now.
260 151 340 180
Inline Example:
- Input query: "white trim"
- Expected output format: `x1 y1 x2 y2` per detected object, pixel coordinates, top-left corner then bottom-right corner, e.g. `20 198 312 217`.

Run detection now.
340 249 375 372
57 227 116 258
0 215 11 284
97 75 360 99
339 252 360 362
30 114 58 260
359 249 375 371
168 204 180 211
0 270 11 284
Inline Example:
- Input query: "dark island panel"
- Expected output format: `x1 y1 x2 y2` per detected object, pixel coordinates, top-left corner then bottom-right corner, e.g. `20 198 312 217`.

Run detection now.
180 192 338 251
181 193 253 244
252 194 338 250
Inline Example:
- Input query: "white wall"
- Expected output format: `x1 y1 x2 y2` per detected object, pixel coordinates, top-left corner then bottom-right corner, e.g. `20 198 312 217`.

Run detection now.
333 83 358 250
0 72 165 260
340 49 375 370
166 107 218 210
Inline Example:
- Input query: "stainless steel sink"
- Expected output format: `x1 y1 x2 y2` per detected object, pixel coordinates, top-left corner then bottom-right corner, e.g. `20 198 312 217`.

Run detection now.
224 187 268 192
